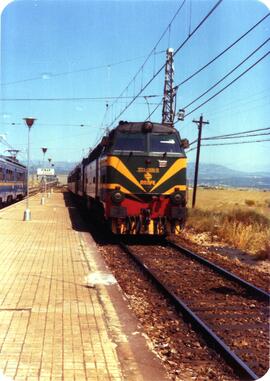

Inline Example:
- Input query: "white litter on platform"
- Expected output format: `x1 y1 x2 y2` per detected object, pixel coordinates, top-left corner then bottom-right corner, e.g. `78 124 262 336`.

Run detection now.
85 271 117 287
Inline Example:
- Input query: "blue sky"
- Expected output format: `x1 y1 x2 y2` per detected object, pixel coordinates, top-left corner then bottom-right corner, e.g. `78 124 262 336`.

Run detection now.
0 0 269 172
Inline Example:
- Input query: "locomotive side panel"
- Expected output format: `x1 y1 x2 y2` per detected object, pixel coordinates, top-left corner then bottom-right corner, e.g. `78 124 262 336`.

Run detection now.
84 160 97 199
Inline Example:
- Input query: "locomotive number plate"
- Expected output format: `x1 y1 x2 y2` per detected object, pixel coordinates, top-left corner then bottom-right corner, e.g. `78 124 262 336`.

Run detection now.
137 167 160 173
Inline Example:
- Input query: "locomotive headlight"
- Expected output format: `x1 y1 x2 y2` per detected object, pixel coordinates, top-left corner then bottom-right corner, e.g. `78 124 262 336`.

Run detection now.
111 190 125 204
170 192 183 205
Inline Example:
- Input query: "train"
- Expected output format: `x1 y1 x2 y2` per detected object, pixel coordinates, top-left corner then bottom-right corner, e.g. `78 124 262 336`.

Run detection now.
0 155 27 207
68 121 188 234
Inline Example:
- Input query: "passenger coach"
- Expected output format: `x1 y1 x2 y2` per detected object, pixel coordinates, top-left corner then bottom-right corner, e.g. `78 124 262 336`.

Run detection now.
0 155 27 207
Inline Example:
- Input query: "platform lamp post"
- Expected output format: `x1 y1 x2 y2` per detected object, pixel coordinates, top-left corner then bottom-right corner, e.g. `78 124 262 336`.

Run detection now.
23 117 36 221
41 147 47 205
51 163 55 191
48 158 52 195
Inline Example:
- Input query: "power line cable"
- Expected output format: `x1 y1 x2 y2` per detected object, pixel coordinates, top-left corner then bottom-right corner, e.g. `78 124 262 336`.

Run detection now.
145 99 163 121
202 138 270 147
206 92 270 119
0 94 161 102
203 128 270 140
183 37 269 110
190 131 270 145
0 51 166 86
186 138 270 152
173 12 270 90
179 89 270 127
107 0 187 113
182 50 270 118
108 0 224 128
189 127 270 146
3 122 93 127
208 132 270 139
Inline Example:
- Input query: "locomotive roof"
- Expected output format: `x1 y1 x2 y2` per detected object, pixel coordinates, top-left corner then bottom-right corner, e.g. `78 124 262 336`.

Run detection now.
68 164 81 175
0 155 26 169
115 121 178 134
76 121 182 169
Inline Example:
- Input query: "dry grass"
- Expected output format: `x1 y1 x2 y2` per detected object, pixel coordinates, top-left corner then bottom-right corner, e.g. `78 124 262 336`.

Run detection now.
186 188 270 259
244 199 255 206
188 187 270 217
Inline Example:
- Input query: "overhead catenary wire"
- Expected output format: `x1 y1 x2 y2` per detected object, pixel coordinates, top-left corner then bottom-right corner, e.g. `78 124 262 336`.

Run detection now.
107 0 187 113
3 122 93 127
145 14 270 123
190 132 270 146
0 51 166 87
181 50 270 119
183 37 270 110
186 138 270 152
205 91 270 119
202 138 270 147
108 0 224 129
0 94 162 102
203 127 270 139
146 39 270 122
189 127 270 146
173 12 270 90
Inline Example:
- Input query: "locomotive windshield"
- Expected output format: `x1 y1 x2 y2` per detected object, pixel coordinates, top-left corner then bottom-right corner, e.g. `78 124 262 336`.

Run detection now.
113 132 146 152
150 133 182 153
111 130 184 154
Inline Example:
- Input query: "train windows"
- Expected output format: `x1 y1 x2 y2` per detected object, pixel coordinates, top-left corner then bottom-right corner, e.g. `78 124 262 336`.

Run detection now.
17 172 25 181
113 132 146 152
149 134 182 153
6 169 14 181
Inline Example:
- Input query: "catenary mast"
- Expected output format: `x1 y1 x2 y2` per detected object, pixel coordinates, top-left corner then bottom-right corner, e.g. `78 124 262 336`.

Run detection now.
162 48 176 126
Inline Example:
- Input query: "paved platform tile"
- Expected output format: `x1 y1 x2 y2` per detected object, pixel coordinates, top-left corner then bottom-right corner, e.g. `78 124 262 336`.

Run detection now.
0 193 169 381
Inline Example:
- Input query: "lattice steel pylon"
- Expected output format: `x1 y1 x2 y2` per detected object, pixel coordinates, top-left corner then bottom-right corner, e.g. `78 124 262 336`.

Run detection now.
162 48 176 126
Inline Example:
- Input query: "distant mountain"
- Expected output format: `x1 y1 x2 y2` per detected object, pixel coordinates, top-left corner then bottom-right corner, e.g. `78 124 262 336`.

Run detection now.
187 163 270 189
22 160 78 175
21 159 270 189
187 163 244 179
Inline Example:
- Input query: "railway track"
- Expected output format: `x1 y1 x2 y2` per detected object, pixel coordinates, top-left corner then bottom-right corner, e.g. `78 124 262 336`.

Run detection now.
118 240 269 380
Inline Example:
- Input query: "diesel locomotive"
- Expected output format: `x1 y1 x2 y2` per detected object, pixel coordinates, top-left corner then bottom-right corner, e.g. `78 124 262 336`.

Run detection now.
68 121 187 234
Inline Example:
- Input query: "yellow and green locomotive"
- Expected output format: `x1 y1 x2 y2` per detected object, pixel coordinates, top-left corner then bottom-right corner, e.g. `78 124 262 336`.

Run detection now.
68 121 187 234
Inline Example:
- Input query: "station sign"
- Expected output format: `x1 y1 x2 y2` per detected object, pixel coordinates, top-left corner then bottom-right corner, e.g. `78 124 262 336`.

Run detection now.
37 168 55 176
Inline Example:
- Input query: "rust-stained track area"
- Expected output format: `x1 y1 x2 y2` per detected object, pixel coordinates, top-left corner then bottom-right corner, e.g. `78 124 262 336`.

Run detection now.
97 235 269 381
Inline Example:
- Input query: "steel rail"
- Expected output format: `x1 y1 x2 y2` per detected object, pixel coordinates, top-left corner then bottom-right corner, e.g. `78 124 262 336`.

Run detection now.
166 241 270 301
119 241 259 380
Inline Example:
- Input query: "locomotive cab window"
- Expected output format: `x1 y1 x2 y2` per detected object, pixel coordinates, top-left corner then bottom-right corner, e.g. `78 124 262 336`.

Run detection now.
149 133 182 153
112 132 146 152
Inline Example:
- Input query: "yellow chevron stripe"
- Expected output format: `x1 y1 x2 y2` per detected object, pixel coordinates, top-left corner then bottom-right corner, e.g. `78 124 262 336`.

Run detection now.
107 156 145 192
150 158 187 192
101 183 141 201
102 183 132 194
163 185 187 195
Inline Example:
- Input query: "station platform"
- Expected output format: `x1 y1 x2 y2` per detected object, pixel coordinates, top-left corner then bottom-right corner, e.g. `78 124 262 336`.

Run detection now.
0 190 169 381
